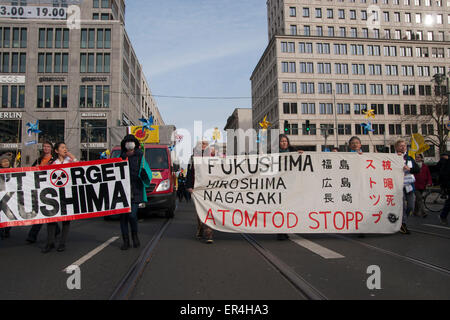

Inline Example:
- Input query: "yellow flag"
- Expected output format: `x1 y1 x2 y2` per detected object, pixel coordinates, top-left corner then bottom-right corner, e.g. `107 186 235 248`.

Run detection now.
14 152 21 168
409 133 430 158
129 126 160 144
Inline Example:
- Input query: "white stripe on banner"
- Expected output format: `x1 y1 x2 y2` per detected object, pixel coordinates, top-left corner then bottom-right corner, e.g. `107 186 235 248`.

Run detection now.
289 234 345 259
62 236 120 272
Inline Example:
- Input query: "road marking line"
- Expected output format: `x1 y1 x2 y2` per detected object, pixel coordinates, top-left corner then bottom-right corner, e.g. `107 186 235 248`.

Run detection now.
62 236 120 272
423 224 450 231
289 235 345 259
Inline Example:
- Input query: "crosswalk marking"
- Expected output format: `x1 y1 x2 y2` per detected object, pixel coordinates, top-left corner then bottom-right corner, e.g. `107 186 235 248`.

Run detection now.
289 234 345 259
62 236 120 272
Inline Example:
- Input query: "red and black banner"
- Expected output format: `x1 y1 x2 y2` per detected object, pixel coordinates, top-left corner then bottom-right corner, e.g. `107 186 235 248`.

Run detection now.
0 159 131 228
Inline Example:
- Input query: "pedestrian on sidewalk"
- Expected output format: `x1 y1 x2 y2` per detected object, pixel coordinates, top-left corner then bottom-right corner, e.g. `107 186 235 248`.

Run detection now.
395 139 420 235
119 135 151 250
0 154 12 240
26 141 60 244
438 154 450 225
42 142 77 253
413 154 432 218
186 139 215 244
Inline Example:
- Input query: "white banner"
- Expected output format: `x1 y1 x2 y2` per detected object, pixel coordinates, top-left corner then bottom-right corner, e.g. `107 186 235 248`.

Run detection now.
0 6 67 19
192 153 405 234
0 159 131 228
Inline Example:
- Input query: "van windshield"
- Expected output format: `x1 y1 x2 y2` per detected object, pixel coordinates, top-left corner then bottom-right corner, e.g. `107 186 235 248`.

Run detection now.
111 148 169 170
145 148 169 170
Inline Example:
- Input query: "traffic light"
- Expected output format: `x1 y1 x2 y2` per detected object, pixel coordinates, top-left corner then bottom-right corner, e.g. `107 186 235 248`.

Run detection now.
305 120 311 132
284 120 289 134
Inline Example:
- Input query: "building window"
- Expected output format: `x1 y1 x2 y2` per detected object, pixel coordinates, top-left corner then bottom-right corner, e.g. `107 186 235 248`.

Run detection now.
303 7 310 17
101 0 110 9
81 119 107 143
0 120 21 143
79 85 110 108
282 82 297 93
284 103 298 114
388 104 401 115
1 85 24 108
301 103 315 114
337 103 351 114
38 120 65 144
290 7 297 17
319 103 334 114
336 83 350 94
299 42 313 53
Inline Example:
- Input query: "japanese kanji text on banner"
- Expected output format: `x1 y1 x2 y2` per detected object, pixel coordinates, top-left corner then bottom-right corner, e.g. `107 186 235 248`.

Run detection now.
0 159 131 228
192 153 405 234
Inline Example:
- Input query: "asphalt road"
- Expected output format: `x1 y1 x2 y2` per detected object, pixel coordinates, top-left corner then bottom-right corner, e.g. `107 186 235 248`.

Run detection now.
0 201 449 300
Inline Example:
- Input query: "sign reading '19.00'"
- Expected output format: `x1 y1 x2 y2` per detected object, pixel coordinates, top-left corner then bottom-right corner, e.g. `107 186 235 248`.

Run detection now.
0 6 67 19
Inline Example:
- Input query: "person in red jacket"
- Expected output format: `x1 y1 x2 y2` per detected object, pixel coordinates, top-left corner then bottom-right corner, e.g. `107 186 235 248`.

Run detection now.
413 154 432 218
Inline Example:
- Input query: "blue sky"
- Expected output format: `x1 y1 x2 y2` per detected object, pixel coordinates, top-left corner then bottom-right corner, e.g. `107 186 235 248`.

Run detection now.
125 0 267 141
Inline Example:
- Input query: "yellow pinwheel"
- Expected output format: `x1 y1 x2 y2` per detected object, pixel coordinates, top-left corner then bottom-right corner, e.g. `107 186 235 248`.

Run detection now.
212 128 221 142
259 116 271 130
363 109 376 119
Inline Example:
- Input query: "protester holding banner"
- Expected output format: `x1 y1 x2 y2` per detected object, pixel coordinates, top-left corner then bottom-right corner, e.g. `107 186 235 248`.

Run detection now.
27 142 59 244
42 142 78 253
0 154 12 240
395 139 420 235
349 136 363 154
119 135 151 250
277 135 295 241
187 140 215 244
413 154 432 218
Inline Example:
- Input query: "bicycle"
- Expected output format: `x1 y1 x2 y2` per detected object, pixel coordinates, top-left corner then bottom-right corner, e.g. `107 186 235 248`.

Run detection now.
423 187 448 213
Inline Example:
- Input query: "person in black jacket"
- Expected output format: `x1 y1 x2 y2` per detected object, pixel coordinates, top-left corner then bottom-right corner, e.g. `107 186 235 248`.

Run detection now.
120 135 145 250
395 139 420 234
438 154 450 225
177 172 186 202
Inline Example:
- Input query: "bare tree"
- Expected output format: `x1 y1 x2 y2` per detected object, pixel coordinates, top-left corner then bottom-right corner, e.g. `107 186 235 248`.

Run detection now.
400 74 449 156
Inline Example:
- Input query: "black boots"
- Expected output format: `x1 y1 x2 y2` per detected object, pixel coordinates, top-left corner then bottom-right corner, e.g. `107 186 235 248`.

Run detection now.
121 234 130 250
131 232 140 248
42 244 55 253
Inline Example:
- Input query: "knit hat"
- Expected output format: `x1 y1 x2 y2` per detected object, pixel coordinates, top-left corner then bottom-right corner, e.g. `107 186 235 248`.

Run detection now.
0 154 11 166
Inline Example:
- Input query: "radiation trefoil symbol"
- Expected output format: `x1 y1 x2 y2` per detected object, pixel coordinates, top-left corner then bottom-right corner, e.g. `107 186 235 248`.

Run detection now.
50 169 69 188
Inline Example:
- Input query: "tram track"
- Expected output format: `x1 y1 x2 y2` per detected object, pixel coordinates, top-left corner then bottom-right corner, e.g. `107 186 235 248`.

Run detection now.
109 218 172 300
407 227 450 240
335 235 450 277
241 233 328 300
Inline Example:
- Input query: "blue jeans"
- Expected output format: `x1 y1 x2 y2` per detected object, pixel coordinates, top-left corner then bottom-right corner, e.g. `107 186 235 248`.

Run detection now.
120 203 139 235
